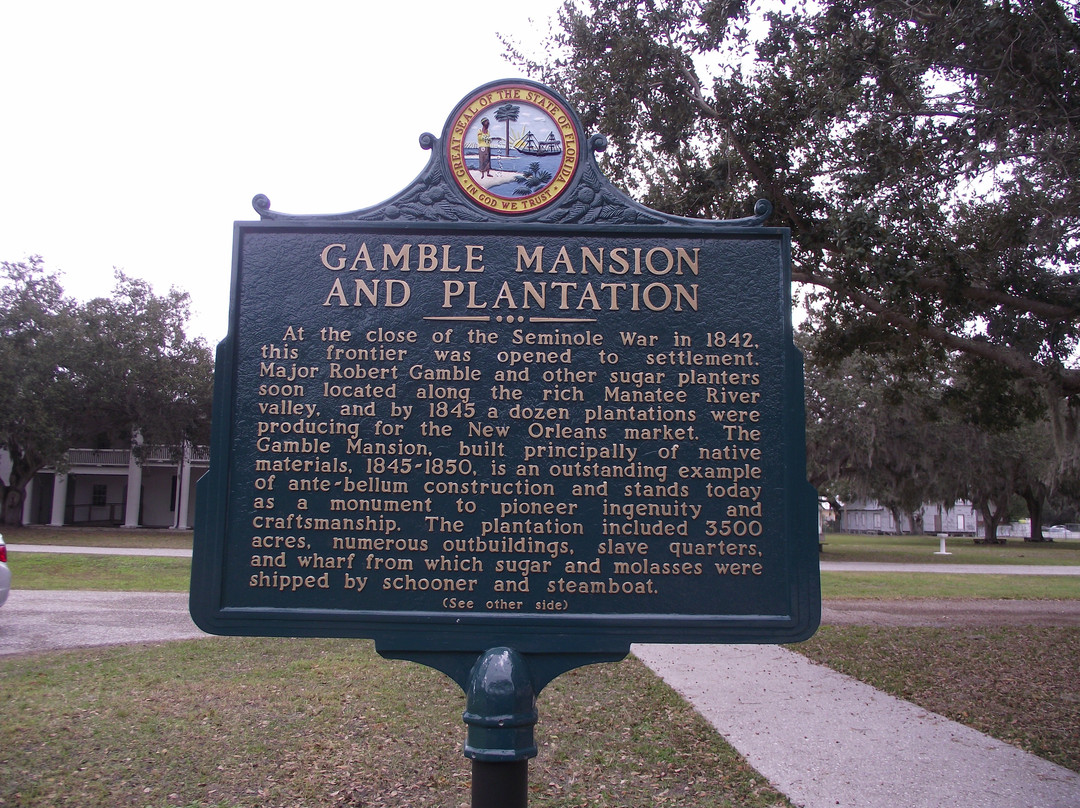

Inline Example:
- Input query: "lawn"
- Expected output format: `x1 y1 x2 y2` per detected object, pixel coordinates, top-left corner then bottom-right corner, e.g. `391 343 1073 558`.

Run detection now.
820 571 1079 599
10 553 193 591
820 531 1080 565
1 525 193 550
0 639 791 808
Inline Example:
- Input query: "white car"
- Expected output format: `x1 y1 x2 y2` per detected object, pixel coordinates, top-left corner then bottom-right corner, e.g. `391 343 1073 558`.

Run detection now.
0 533 9 607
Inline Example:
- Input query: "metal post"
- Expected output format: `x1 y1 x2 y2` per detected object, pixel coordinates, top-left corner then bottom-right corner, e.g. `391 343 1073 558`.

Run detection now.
472 760 528 808
463 648 537 808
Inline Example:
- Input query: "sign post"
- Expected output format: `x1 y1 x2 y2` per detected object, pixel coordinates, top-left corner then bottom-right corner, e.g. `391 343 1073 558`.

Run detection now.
191 79 819 804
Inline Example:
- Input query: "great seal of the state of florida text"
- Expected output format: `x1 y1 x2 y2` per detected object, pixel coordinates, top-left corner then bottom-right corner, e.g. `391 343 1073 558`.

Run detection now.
446 82 580 215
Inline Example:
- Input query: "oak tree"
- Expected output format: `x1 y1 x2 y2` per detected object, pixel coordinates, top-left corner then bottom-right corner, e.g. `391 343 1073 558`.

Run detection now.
520 0 1080 434
0 258 213 524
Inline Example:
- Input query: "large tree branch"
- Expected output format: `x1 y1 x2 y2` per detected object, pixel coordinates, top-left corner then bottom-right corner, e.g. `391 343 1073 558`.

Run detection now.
798 270 1080 395
793 269 1080 323
907 276 1079 323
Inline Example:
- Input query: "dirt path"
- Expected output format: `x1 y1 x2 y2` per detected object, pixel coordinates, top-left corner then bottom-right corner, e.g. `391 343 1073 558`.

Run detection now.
823 598 1080 627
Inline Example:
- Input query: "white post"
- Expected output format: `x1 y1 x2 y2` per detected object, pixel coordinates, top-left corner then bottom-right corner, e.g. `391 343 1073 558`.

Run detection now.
934 533 951 555
123 451 143 528
50 472 68 526
174 443 193 530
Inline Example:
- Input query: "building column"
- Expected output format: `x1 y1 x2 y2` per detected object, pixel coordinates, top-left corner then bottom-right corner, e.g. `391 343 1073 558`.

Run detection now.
174 443 194 530
21 476 35 525
123 453 143 528
50 472 68 526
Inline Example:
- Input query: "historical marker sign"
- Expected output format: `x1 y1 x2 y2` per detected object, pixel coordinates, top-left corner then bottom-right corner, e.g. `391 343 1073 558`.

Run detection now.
190 80 819 658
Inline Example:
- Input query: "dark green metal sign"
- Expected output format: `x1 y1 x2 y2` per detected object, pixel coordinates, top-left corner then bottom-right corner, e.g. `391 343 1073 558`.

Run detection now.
190 79 819 663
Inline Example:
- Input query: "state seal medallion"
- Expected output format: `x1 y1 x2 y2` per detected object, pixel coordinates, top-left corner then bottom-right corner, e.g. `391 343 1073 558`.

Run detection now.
446 81 580 215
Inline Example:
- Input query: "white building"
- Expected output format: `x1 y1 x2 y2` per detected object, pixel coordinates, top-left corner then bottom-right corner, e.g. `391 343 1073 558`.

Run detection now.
840 499 981 536
16 444 209 529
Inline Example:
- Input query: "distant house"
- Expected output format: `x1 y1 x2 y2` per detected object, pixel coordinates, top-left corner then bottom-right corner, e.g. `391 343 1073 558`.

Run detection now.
12 444 209 529
840 499 981 536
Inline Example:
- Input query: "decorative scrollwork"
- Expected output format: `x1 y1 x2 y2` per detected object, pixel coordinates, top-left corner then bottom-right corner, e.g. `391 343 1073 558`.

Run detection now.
252 194 272 216
249 128 772 228
541 165 666 226
722 199 773 227
354 169 488 223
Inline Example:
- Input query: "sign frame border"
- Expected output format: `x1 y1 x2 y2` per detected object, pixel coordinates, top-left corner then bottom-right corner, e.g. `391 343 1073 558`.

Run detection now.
191 79 820 659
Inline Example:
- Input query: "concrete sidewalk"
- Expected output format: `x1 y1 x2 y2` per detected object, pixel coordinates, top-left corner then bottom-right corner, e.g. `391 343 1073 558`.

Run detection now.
0 590 201 656
634 643 1080 808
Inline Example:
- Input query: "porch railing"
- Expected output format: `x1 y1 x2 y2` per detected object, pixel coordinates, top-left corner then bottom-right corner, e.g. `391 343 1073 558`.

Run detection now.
63 445 210 468
65 449 129 466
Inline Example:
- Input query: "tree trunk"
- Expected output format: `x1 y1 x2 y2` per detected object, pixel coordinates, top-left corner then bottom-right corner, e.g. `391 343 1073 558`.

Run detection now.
976 500 1005 544
2 486 25 526
1 450 45 526
1021 486 1048 542
888 506 904 535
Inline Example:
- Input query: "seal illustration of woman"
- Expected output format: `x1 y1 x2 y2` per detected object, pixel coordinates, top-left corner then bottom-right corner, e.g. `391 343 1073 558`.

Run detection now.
477 118 492 178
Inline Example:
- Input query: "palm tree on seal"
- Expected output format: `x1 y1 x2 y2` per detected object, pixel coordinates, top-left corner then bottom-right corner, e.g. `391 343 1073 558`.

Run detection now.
494 104 520 157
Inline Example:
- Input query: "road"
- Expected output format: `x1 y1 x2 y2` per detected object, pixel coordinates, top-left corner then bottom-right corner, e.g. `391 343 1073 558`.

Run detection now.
3 589 1080 657
0 590 201 656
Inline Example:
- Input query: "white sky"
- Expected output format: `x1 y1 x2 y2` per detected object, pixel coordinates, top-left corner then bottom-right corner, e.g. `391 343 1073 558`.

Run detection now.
0 1 568 344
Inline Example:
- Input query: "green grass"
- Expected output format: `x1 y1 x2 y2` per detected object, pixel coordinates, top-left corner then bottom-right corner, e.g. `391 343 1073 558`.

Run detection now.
10 552 193 591
0 638 791 808
820 532 1080 565
821 571 1080 599
1 524 193 549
